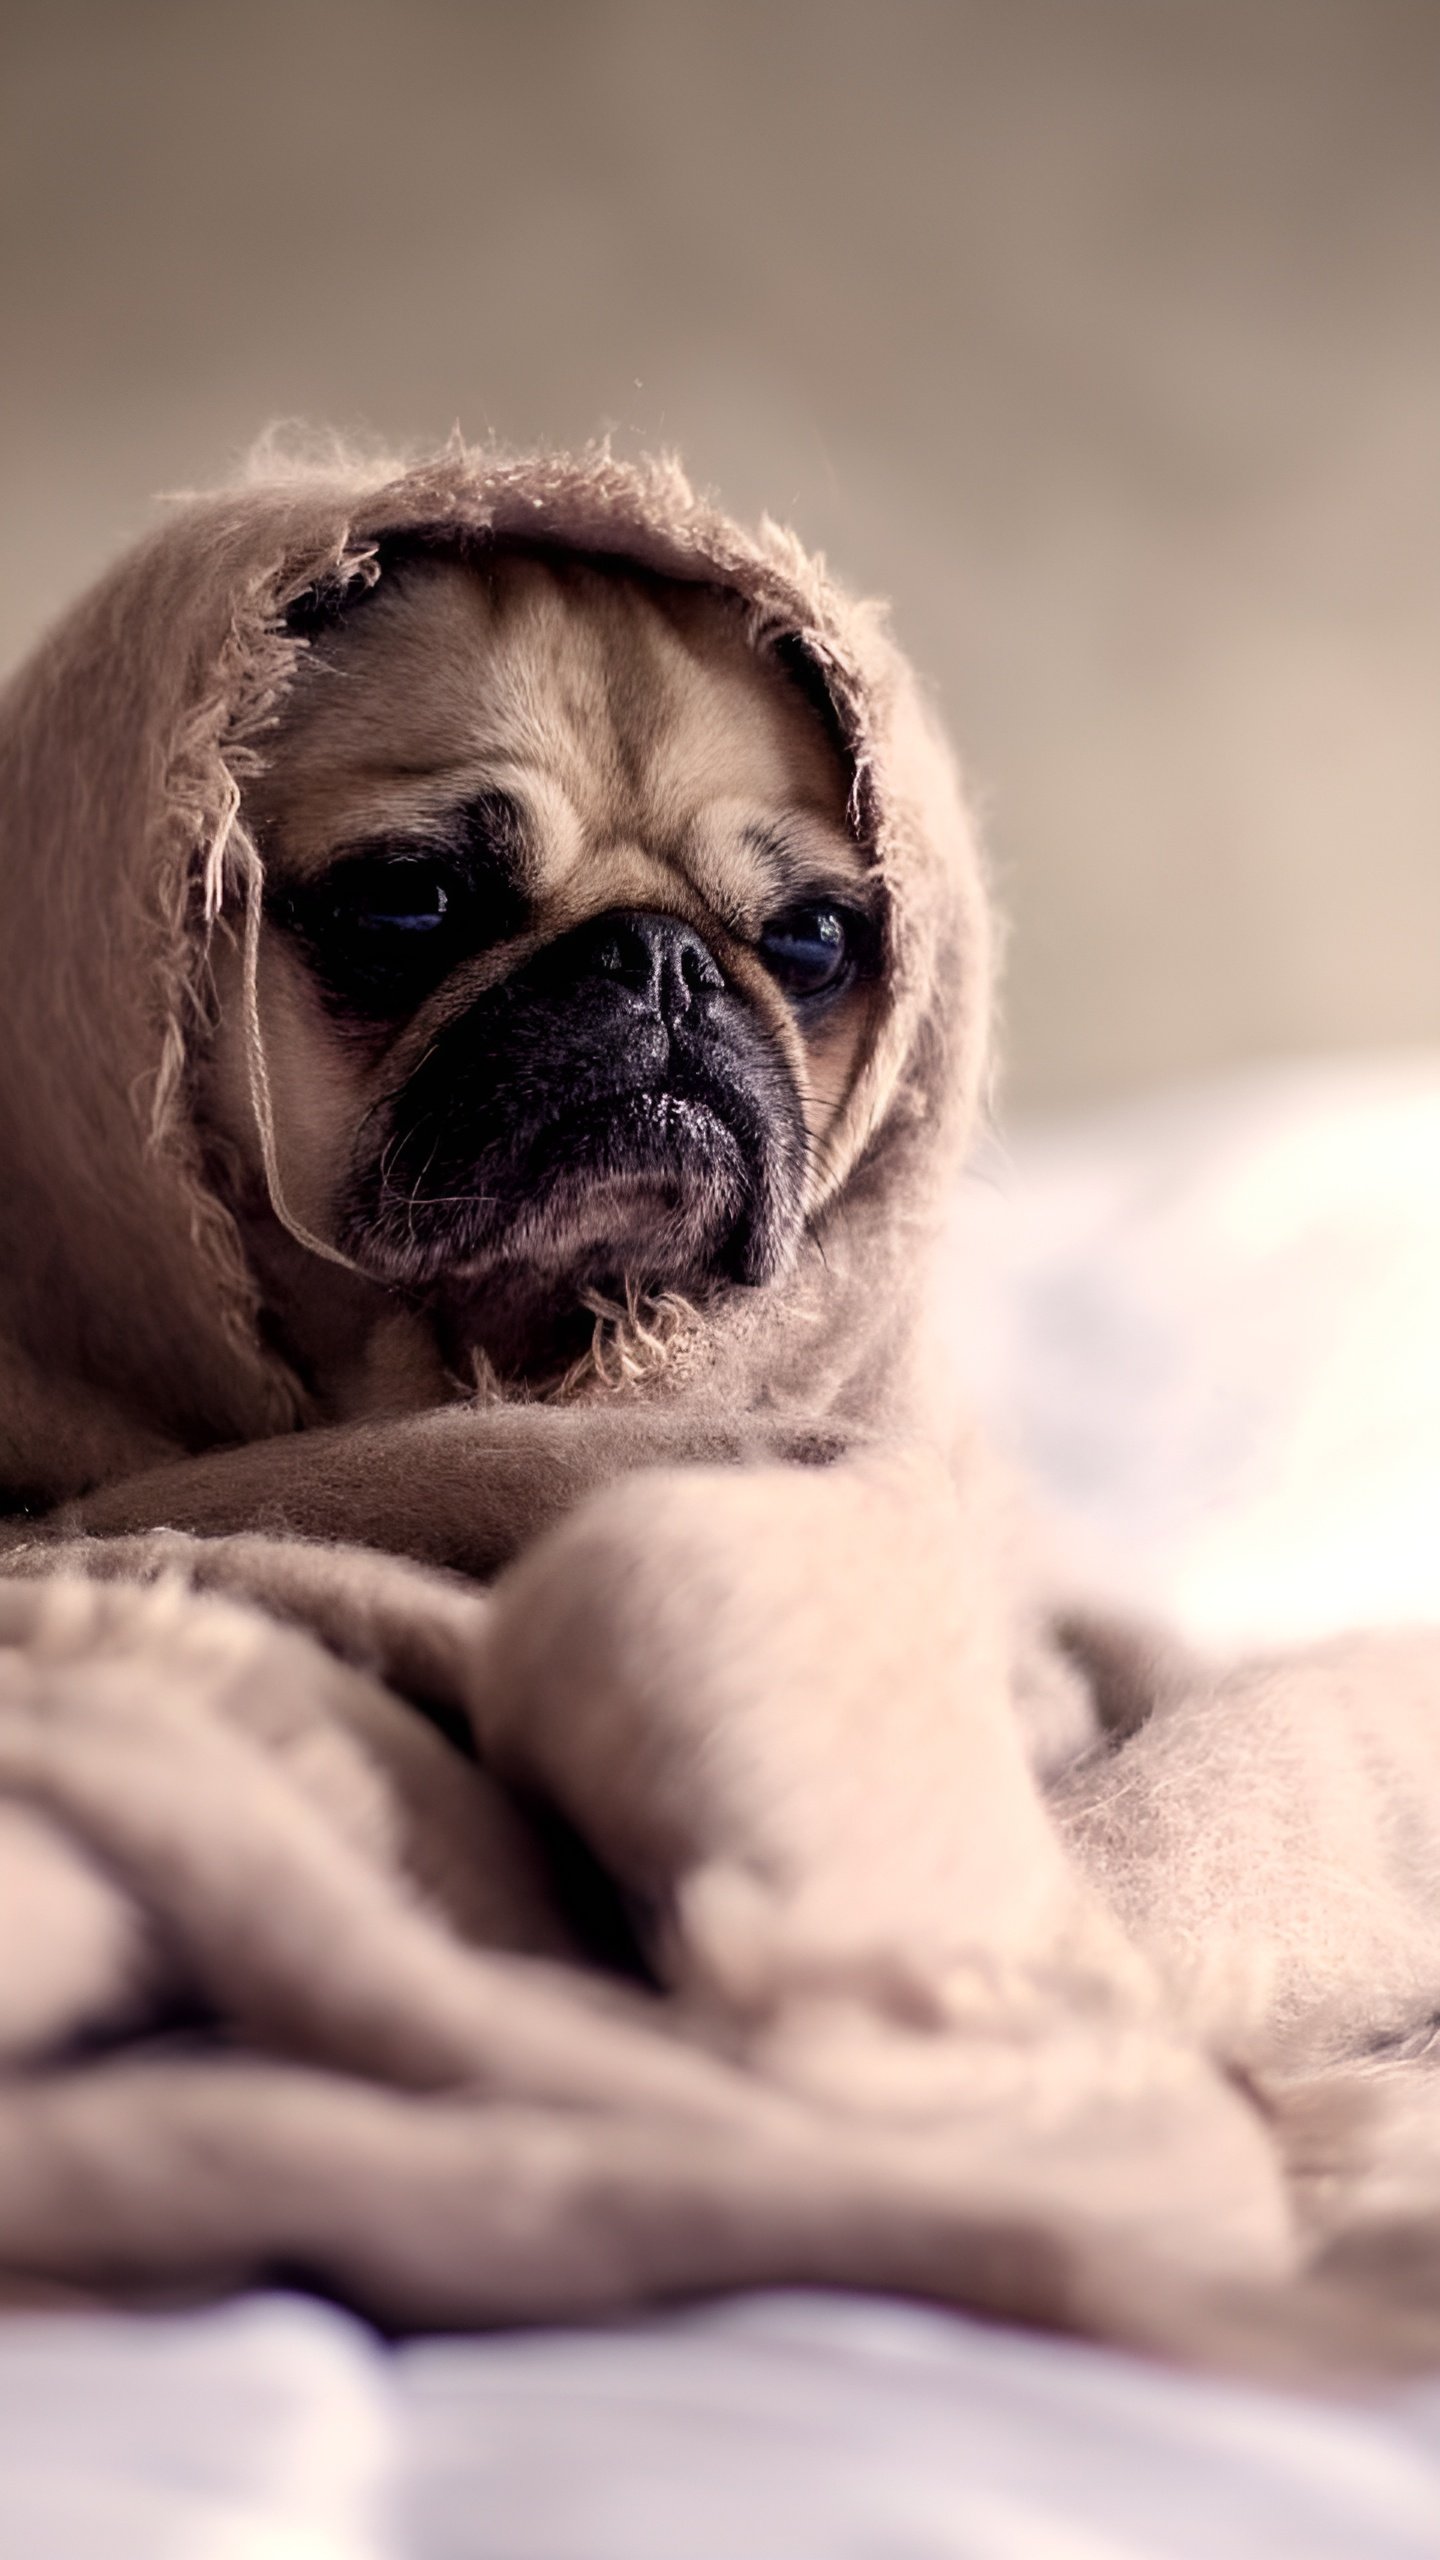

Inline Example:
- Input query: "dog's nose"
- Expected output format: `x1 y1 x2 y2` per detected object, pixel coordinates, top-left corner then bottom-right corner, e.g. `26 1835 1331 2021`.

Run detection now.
577 909 725 1017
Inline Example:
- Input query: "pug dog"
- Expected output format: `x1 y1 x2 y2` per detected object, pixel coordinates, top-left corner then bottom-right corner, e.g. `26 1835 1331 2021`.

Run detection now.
201 547 881 1421
52 530 1126 2105
50 531 1087 2020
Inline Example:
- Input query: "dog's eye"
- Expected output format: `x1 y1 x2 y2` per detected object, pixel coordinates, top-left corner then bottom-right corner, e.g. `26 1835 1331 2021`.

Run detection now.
271 794 530 1022
275 853 477 1019
330 858 453 935
759 903 856 1000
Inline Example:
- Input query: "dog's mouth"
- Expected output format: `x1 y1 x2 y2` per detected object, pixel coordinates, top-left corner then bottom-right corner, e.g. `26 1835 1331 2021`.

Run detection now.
456 1083 750 1278
535 1085 735 1162
520 1086 742 1196
340 1054 805 1378
347 1074 772 1385
332 908 812 1377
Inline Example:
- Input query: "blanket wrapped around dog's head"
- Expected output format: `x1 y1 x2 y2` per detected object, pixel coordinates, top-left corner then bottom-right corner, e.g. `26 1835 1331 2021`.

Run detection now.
0 446 992 1510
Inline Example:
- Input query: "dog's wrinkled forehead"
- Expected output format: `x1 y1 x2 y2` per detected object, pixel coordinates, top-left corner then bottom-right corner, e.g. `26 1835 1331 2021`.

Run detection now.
251 548 863 920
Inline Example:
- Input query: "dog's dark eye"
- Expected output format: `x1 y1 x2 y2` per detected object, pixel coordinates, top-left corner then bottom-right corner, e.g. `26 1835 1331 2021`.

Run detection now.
759 903 856 1000
330 857 453 936
275 853 478 1019
272 793 529 1022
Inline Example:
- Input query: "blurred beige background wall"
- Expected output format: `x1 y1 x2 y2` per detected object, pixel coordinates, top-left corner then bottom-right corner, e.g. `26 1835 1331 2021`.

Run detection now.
2 0 1436 1109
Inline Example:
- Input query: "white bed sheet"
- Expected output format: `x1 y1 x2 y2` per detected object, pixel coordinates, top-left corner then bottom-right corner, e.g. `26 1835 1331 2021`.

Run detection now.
11 1053 1440 2559
10 2289 1440 2560
397 2293 1440 2560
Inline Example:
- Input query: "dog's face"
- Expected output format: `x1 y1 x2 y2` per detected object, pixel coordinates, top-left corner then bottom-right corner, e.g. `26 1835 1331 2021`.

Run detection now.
214 549 878 1385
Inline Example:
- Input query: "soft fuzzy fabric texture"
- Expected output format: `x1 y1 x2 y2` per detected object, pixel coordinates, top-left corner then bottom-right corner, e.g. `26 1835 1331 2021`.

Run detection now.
2 443 1440 2377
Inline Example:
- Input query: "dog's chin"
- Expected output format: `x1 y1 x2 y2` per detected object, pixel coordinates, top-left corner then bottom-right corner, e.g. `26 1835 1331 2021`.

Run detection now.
430 1179 729 1385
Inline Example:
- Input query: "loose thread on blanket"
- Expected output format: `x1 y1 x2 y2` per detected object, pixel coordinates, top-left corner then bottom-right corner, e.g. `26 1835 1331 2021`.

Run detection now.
559 1281 697 1397
233 823 367 1275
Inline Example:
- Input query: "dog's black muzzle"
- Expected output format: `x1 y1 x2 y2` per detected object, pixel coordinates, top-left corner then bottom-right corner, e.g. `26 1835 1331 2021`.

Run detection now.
341 908 809 1295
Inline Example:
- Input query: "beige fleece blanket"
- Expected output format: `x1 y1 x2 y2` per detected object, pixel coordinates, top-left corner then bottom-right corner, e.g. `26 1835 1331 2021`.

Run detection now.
0 1526 1434 2381
2 444 1439 2379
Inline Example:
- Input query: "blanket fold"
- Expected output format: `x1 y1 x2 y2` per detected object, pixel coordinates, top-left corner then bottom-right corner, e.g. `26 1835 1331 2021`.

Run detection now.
0 1567 1341 2367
